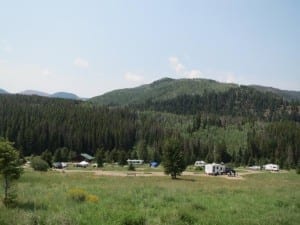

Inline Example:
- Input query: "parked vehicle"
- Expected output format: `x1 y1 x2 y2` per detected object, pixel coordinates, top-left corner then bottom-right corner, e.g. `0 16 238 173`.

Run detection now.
194 160 206 167
75 161 89 168
52 162 68 169
263 164 279 172
205 163 225 175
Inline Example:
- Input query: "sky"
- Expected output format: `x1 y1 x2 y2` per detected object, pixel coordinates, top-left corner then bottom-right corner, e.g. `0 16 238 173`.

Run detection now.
0 0 299 98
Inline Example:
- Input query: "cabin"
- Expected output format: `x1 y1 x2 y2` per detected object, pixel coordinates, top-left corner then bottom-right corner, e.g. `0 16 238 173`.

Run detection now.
263 164 279 172
127 159 144 165
205 163 226 175
194 160 206 167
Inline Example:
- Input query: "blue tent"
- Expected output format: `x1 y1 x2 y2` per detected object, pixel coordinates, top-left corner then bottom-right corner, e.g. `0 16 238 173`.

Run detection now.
150 161 159 168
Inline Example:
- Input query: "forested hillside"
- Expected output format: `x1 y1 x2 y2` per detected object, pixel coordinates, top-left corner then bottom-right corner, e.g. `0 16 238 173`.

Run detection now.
0 87 299 168
134 86 300 121
89 78 237 105
89 78 300 106
0 95 137 156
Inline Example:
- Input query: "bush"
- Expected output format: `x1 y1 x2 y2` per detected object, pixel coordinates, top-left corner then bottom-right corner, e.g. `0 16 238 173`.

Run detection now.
87 194 99 203
68 188 87 202
128 163 135 171
68 188 99 204
31 156 49 171
195 166 203 171
296 163 300 174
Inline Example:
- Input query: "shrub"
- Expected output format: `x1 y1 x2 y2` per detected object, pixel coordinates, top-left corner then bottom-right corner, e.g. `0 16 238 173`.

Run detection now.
31 156 49 171
128 163 135 171
195 166 203 171
87 194 99 203
296 167 300 174
68 188 87 202
68 189 99 204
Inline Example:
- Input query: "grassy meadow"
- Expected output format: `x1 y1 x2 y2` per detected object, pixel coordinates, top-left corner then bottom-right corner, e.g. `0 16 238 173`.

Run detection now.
0 169 299 225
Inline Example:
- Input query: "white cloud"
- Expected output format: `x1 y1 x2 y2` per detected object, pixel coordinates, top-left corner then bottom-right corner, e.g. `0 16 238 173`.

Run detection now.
225 73 236 83
169 56 185 73
185 70 202 79
169 56 203 79
73 57 89 68
124 72 144 82
167 56 241 84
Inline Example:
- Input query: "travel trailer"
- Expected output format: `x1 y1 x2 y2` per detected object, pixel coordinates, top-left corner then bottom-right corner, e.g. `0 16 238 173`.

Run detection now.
205 163 226 175
127 159 144 165
194 161 206 167
263 164 279 171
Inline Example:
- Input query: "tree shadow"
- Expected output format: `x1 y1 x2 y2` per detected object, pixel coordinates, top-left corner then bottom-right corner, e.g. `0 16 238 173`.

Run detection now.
12 201 48 211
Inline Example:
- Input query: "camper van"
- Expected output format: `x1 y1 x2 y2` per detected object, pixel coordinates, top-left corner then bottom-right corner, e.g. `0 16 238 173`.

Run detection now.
205 163 226 175
127 159 144 165
194 161 206 167
263 164 279 172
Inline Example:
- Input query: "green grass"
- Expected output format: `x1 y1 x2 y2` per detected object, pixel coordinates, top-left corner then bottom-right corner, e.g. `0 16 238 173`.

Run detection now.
0 170 299 225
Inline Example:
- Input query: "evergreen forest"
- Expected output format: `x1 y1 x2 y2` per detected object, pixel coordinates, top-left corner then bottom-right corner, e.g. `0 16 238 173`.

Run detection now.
0 82 299 169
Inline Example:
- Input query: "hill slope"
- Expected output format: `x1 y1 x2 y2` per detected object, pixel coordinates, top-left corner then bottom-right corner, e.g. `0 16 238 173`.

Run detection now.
50 92 79 100
0 88 8 94
89 78 238 105
19 90 49 97
90 78 300 106
250 85 300 101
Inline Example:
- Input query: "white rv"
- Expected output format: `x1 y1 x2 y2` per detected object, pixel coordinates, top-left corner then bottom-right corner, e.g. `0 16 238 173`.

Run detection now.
194 161 206 167
127 159 144 165
263 164 279 172
205 163 226 175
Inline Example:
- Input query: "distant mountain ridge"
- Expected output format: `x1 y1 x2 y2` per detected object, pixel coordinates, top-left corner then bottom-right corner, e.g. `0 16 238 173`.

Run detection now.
20 90 49 97
89 77 300 106
50 92 80 100
0 89 82 100
20 90 80 100
0 88 8 94
250 85 300 101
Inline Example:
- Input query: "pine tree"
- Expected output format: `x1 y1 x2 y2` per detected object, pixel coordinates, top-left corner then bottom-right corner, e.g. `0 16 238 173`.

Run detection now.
0 139 23 207
162 138 186 179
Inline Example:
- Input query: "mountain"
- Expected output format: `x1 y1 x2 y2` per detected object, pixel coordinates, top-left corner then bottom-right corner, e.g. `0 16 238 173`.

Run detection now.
90 78 300 106
89 78 238 105
0 88 9 94
250 85 300 101
50 92 80 100
19 90 50 97
17 90 81 100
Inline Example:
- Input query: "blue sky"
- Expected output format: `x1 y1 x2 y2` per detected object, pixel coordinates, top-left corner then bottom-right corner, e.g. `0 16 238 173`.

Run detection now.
0 0 299 97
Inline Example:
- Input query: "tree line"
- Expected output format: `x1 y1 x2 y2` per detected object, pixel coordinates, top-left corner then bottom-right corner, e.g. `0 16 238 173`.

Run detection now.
0 94 299 169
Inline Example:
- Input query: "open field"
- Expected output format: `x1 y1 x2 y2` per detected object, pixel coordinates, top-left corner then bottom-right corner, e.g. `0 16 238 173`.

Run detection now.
0 169 299 225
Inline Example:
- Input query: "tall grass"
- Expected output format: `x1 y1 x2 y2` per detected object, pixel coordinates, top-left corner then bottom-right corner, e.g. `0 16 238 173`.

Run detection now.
0 170 299 225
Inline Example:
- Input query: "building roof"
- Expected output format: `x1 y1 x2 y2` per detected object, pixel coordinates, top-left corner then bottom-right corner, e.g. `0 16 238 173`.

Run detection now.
80 153 95 160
